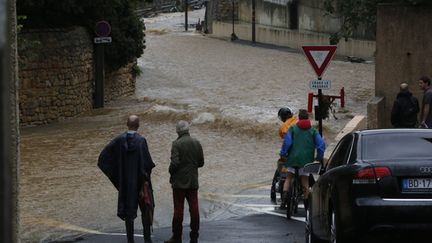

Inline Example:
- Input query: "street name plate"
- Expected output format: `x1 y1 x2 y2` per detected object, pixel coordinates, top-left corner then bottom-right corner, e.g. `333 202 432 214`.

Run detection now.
94 37 112 44
310 79 331 90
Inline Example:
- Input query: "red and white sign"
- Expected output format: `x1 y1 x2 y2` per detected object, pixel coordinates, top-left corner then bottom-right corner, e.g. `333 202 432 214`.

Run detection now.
302 46 337 78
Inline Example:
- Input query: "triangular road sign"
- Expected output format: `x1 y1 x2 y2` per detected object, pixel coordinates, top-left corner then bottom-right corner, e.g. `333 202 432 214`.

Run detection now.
302 46 337 78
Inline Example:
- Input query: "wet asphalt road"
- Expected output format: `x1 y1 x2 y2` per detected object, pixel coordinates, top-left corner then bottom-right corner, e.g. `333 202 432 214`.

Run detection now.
47 186 307 243
57 214 304 243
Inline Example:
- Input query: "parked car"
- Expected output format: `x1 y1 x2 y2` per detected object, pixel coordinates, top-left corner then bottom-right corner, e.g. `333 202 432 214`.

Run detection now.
304 129 432 243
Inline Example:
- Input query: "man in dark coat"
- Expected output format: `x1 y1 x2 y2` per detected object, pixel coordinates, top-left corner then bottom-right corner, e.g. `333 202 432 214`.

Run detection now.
98 115 155 243
391 83 420 128
165 120 204 243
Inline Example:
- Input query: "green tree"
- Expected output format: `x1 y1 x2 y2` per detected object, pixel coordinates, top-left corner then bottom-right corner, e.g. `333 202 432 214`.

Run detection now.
17 0 145 70
323 0 431 44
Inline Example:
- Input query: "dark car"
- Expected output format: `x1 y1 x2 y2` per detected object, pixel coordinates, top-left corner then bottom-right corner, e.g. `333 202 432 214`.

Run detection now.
304 129 432 243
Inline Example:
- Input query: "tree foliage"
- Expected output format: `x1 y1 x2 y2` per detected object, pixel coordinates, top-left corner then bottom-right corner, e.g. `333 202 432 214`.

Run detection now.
17 0 145 70
323 0 431 44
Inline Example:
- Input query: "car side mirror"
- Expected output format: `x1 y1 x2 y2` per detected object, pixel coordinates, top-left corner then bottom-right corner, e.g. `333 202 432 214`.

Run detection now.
304 162 322 175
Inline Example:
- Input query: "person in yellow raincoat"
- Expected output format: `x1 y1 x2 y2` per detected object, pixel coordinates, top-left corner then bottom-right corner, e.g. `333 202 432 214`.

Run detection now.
277 107 297 208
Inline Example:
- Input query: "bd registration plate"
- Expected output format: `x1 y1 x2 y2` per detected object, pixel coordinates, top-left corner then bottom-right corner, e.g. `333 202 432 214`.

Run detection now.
402 178 432 190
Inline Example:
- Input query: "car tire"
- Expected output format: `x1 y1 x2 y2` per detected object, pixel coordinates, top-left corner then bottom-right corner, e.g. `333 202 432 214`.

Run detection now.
330 208 348 243
305 207 324 243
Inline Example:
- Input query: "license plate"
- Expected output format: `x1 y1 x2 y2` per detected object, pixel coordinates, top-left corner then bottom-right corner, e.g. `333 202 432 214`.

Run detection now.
402 178 432 190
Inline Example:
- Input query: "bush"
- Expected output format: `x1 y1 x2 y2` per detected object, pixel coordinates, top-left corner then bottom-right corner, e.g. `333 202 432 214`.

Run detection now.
17 0 145 70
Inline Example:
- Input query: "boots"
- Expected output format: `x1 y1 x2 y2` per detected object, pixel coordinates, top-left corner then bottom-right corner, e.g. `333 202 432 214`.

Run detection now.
143 222 152 243
304 199 309 211
125 219 135 243
280 191 288 209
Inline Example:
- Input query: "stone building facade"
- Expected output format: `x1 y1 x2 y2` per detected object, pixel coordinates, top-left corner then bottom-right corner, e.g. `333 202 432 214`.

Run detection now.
18 27 136 126
368 4 432 128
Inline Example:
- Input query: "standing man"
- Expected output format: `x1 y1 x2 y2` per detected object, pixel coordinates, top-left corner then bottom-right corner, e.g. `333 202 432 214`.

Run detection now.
391 83 419 128
279 109 325 210
98 115 155 243
165 121 204 243
419 76 432 128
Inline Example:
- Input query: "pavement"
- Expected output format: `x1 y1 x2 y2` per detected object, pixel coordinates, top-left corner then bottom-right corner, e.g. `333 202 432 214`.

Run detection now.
48 214 305 243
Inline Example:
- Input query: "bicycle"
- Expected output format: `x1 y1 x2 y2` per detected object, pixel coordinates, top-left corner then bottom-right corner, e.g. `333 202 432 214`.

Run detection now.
285 167 304 219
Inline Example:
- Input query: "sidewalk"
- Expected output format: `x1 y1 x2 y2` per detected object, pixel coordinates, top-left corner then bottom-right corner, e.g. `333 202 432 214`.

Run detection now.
49 214 304 243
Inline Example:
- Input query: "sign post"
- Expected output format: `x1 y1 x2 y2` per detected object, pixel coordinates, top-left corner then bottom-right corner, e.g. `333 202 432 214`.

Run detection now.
94 21 112 108
302 45 337 136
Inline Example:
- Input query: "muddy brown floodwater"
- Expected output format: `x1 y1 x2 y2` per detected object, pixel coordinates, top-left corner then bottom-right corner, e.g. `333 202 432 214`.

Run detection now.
19 9 374 242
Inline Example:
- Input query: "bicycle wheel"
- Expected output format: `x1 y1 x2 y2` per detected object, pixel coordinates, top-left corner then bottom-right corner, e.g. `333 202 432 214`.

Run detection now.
286 186 296 218
270 170 278 202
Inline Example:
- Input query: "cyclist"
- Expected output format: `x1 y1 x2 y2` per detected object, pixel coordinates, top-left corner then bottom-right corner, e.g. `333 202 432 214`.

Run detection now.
279 109 325 210
278 107 298 139
276 107 298 207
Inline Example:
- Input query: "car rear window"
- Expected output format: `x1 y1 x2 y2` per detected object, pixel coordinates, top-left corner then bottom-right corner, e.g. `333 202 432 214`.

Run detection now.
362 133 432 160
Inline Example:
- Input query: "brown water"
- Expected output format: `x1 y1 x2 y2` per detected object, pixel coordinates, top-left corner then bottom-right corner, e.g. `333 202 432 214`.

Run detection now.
19 9 374 242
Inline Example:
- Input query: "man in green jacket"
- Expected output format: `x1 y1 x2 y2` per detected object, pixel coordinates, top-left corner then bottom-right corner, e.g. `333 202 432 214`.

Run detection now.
165 120 204 243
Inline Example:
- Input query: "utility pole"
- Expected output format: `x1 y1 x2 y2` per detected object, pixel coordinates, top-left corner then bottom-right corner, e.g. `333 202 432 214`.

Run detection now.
251 0 256 43
230 0 238 41
1 0 19 241
184 0 188 31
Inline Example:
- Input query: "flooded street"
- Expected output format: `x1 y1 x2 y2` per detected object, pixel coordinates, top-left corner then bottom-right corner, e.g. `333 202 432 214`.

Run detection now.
19 9 374 242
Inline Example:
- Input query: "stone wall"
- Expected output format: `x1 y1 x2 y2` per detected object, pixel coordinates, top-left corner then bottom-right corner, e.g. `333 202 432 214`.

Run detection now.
369 4 432 128
18 27 136 126
105 61 136 102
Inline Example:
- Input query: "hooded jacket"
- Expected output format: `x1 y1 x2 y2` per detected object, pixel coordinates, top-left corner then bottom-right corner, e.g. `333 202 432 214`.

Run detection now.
98 132 155 220
391 90 419 128
279 119 325 168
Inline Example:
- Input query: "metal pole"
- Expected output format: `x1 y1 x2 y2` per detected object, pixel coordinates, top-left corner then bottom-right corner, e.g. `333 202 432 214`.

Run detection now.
204 0 208 34
230 0 238 41
184 0 188 31
251 0 256 43
317 77 323 137
0 0 14 241
94 44 105 108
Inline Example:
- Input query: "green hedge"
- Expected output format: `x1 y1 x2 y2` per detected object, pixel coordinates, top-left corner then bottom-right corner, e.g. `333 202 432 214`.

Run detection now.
17 0 145 70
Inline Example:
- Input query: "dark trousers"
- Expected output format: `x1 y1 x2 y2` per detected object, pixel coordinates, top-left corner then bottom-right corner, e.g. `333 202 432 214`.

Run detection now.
125 201 152 243
172 189 200 241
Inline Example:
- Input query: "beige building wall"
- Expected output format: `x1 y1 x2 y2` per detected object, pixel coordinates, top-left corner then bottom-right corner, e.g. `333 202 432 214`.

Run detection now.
212 21 376 59
370 4 432 128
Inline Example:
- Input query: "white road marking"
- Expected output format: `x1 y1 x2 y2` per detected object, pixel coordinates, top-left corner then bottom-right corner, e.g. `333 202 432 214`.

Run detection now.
201 193 306 223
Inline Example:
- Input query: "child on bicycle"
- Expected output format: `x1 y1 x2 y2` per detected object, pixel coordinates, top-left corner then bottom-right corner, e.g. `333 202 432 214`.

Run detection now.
279 109 325 210
276 107 297 208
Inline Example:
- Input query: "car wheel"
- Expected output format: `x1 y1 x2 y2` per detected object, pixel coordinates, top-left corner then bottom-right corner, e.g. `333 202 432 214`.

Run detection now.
330 209 347 243
305 207 324 243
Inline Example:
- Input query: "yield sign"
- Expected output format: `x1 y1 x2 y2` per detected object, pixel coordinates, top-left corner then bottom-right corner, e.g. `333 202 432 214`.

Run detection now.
302 46 337 78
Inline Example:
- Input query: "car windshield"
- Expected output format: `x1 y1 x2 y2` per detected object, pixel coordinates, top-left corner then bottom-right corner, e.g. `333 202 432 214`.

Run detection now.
362 133 432 160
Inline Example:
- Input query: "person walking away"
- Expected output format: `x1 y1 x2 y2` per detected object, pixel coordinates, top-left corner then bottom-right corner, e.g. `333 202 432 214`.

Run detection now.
98 115 156 243
165 120 204 243
418 76 432 128
391 83 419 128
279 109 325 210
